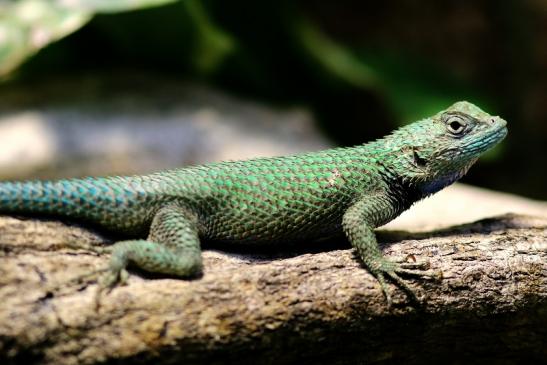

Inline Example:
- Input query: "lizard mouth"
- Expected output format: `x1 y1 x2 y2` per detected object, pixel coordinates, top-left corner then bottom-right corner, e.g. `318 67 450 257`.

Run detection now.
475 124 508 153
492 123 508 140
491 117 508 138
457 120 507 157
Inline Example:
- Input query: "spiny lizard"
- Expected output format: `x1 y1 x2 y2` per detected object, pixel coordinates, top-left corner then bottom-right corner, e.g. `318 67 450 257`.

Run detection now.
0 101 507 304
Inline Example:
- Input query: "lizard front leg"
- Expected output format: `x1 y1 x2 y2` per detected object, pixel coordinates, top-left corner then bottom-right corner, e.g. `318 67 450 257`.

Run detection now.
342 197 439 305
102 204 203 289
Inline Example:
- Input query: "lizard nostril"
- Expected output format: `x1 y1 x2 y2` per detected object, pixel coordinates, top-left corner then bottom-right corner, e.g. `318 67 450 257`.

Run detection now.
490 118 496 124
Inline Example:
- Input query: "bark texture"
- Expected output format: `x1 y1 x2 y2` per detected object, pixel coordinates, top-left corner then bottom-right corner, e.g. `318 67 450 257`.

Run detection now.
0 213 546 365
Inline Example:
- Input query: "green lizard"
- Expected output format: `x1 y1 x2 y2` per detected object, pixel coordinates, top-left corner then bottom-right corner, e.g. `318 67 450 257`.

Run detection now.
0 101 507 304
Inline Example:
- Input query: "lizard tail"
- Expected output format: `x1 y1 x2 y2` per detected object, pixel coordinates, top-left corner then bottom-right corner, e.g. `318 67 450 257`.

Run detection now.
0 180 90 216
0 178 142 227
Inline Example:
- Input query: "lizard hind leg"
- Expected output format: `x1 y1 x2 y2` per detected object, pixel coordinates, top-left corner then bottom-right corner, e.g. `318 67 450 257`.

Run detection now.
101 204 203 290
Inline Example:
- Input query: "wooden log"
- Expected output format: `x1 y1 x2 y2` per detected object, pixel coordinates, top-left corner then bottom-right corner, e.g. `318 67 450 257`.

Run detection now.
0 213 546 364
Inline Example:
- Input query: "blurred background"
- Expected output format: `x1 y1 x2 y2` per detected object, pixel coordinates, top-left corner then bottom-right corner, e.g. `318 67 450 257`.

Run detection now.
0 0 545 199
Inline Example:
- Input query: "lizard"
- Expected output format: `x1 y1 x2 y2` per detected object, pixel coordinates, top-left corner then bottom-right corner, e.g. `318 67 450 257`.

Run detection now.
0 101 507 305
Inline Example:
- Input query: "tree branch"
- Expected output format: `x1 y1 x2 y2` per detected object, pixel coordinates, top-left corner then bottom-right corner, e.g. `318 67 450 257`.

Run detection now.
1 213 546 364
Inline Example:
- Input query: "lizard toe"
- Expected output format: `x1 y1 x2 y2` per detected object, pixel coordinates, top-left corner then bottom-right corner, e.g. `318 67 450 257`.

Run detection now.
394 266 442 280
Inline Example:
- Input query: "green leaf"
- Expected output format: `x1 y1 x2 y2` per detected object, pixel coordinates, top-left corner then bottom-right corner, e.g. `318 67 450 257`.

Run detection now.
60 0 179 13
0 0 91 77
293 16 487 124
183 0 236 76
294 17 379 90
0 0 179 78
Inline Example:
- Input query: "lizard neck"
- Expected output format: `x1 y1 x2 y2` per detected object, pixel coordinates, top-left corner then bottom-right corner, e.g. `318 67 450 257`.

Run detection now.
380 163 424 213
359 135 478 200
412 156 477 197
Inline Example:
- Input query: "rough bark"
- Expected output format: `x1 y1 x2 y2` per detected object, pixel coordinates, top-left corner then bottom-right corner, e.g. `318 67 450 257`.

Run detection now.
0 213 546 365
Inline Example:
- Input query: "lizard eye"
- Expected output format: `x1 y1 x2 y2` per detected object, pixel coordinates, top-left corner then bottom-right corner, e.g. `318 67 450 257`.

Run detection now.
446 116 467 135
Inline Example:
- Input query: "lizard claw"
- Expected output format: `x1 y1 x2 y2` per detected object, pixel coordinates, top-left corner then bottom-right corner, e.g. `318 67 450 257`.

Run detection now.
98 267 128 289
397 260 430 270
391 254 432 270
383 269 420 305
44 266 108 295
43 264 128 311
394 266 443 280
93 268 129 310
372 258 442 307
374 271 393 307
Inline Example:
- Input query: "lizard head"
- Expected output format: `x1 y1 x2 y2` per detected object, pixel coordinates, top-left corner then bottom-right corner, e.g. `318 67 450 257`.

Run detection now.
388 101 508 195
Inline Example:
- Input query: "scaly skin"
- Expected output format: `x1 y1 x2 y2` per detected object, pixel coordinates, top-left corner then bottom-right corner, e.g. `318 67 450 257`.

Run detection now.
0 101 507 304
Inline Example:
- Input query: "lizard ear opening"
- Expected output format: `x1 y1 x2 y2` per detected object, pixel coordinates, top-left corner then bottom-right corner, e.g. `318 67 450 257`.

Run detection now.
412 149 428 168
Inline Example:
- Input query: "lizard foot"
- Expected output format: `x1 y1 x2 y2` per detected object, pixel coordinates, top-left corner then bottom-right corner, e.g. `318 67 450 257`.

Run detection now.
391 254 431 270
374 269 420 307
42 266 108 300
92 267 129 310
44 264 129 311
373 260 442 307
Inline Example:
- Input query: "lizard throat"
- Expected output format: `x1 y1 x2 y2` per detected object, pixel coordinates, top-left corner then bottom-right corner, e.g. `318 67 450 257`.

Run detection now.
418 160 476 196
